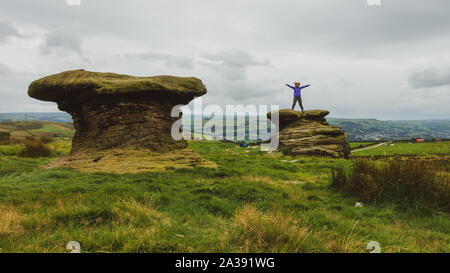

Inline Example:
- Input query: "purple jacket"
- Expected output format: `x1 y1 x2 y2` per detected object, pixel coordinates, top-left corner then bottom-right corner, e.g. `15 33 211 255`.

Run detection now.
287 84 310 97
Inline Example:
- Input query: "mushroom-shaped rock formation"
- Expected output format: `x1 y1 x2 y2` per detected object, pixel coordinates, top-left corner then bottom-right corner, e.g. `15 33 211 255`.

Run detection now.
28 70 216 173
29 69 206 153
268 109 351 158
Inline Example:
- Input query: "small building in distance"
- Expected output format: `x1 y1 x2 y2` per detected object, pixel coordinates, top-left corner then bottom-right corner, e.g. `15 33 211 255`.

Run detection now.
435 138 442 142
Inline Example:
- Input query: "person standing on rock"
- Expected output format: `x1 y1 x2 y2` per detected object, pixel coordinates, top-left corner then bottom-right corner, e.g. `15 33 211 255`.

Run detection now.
285 82 311 112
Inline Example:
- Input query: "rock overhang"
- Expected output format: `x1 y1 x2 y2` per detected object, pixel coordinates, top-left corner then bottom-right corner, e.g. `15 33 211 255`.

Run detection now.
28 69 207 105
27 69 208 154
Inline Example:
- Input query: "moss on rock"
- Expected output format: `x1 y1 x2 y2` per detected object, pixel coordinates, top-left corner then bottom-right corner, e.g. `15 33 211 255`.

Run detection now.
28 69 207 102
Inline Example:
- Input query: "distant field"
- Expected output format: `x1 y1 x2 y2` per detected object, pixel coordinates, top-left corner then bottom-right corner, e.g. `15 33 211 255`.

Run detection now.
3 113 449 141
349 142 376 149
352 141 450 156
28 124 74 137
328 118 450 141
0 113 72 122
0 121 74 139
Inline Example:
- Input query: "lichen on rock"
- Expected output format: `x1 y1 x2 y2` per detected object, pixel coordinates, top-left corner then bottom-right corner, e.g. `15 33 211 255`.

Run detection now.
268 109 351 158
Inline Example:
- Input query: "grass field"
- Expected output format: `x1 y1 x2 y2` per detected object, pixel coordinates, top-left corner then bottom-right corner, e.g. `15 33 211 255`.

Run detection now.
352 141 450 156
0 139 449 253
349 142 377 149
28 124 74 137
0 121 74 139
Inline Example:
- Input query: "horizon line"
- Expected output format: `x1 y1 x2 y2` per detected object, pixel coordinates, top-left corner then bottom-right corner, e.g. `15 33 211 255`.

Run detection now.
0 112 449 122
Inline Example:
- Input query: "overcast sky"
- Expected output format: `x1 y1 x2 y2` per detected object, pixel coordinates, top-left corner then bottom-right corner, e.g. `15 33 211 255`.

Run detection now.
0 0 449 120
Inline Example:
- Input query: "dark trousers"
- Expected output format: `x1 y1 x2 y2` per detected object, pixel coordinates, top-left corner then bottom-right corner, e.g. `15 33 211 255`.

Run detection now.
292 96 304 111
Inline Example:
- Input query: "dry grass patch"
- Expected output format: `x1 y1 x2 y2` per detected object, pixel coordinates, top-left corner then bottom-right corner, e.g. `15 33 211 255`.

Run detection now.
241 175 280 185
113 197 171 227
222 204 310 252
0 203 25 235
20 137 52 157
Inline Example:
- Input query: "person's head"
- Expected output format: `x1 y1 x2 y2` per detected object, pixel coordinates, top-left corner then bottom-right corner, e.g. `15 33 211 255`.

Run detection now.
295 82 300 88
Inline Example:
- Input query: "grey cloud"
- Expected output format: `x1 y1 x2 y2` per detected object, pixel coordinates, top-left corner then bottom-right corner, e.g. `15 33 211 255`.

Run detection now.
203 49 270 68
41 28 83 55
128 52 195 69
0 0 450 119
2 0 450 56
409 68 450 88
0 21 20 42
200 49 270 81
0 63 12 75
198 0 450 58
213 81 273 102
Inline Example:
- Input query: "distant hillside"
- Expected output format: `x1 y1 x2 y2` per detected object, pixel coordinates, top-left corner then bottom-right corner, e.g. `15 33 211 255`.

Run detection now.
328 118 450 141
1 113 449 141
0 113 72 122
189 116 450 142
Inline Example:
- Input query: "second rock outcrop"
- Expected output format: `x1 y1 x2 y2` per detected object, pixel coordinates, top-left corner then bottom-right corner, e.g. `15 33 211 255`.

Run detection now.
268 109 351 158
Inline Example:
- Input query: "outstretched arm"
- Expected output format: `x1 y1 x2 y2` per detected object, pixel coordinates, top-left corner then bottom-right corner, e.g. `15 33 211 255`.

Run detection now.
285 83 295 89
300 84 311 89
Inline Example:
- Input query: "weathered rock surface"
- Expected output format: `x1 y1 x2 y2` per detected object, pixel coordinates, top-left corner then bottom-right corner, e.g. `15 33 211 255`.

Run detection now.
28 69 216 173
29 69 206 153
268 109 351 158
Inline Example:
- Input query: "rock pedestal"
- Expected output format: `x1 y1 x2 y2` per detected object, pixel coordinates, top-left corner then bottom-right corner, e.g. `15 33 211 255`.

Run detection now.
28 69 206 153
268 109 351 158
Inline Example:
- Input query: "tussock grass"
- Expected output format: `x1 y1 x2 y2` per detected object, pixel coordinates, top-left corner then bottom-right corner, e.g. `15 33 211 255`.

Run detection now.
332 159 450 213
222 205 310 252
113 197 171 227
19 137 52 158
0 203 25 236
38 135 53 144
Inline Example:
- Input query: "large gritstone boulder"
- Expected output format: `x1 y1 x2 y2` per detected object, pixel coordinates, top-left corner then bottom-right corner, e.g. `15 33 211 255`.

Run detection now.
28 69 206 153
28 69 216 173
268 109 351 158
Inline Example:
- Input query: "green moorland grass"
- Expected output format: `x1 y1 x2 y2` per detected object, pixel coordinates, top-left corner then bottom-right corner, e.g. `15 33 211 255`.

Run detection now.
352 141 450 156
0 140 449 253
349 142 376 149
28 124 74 137
0 121 75 139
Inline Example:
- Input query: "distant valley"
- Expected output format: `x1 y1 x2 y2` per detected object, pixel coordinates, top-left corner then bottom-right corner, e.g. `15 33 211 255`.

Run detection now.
0 112 448 141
